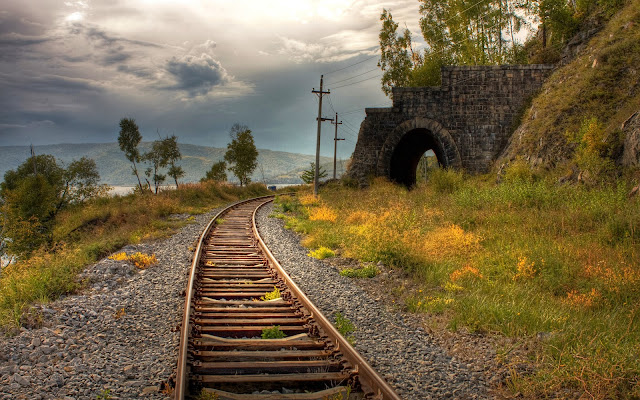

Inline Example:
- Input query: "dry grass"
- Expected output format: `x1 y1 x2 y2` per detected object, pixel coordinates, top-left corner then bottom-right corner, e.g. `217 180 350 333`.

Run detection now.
277 174 640 398
0 182 270 333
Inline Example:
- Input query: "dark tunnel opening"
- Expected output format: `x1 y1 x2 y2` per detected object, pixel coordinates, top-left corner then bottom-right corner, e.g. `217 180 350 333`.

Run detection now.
389 128 444 187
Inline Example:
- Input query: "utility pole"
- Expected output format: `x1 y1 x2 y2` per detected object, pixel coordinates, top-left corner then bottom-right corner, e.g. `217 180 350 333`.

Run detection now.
311 75 331 196
331 113 344 180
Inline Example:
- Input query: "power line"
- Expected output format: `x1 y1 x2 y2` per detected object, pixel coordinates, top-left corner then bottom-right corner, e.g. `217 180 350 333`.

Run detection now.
323 53 379 75
331 73 383 90
326 68 379 86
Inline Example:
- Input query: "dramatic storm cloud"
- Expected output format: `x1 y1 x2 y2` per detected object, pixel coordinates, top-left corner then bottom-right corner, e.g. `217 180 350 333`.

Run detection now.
0 0 422 158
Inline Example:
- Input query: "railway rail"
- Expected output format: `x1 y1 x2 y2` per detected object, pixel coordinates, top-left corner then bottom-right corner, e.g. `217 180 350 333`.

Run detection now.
174 195 401 400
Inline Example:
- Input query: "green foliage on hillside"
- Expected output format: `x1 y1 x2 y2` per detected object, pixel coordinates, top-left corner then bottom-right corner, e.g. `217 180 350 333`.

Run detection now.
501 0 640 169
279 176 640 398
379 0 632 92
1 155 106 256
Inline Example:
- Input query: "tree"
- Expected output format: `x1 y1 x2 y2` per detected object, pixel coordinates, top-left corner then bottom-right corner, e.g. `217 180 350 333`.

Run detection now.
118 118 144 192
62 157 107 204
378 1 533 93
224 123 258 186
301 163 327 184
202 161 227 182
162 135 184 188
378 9 415 96
144 140 169 194
0 154 103 256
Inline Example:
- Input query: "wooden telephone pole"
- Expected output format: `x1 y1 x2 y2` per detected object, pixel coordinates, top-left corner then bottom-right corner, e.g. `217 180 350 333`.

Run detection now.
311 75 331 196
331 113 344 180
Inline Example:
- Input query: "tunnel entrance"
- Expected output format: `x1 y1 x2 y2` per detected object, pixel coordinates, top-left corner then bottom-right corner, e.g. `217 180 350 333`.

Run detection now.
389 128 444 187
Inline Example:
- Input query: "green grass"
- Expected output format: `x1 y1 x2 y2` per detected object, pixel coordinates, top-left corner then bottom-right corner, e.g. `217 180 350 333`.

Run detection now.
261 325 286 339
307 246 335 260
334 312 356 345
0 181 270 334
339 264 379 278
278 176 640 399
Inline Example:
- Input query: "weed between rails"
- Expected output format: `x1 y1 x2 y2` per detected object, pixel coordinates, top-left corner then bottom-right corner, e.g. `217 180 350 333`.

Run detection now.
276 175 640 399
260 286 281 301
0 182 271 334
261 325 286 339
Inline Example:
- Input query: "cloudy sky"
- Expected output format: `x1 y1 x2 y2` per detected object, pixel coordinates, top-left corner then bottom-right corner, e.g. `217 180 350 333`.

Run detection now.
0 0 427 160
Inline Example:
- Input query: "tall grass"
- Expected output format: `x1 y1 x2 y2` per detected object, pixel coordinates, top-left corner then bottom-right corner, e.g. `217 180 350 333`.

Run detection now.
0 182 270 333
278 175 640 398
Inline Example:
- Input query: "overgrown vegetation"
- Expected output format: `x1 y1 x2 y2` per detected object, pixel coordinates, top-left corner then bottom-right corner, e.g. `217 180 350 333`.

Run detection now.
501 0 640 166
379 0 632 92
334 312 356 345
108 252 158 269
0 181 269 333
308 246 335 260
260 286 281 301
261 325 286 339
277 172 640 398
0 154 107 257
339 264 379 279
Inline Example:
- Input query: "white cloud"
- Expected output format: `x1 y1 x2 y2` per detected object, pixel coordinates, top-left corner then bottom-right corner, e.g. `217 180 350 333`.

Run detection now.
277 35 377 64
65 12 84 22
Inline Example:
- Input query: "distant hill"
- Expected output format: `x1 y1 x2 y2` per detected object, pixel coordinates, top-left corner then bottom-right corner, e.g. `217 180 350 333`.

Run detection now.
0 143 347 185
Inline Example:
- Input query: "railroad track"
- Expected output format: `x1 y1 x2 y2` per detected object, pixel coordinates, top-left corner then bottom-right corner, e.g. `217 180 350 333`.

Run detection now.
174 195 401 400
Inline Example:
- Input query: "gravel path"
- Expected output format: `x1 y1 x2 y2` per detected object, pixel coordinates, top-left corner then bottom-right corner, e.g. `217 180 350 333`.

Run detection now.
256 202 490 400
0 209 222 400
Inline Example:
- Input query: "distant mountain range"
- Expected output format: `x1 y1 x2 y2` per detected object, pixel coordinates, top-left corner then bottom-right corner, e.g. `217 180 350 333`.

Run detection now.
0 143 349 185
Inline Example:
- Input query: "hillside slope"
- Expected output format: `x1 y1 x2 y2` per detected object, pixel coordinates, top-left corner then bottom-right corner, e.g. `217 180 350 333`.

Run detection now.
0 143 343 185
499 0 640 169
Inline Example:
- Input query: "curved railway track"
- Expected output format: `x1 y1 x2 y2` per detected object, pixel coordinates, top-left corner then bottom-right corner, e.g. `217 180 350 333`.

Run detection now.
175 195 401 400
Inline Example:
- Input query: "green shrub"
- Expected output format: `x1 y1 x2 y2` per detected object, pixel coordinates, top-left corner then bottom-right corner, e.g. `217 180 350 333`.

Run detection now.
261 325 286 339
334 312 356 344
260 286 281 301
307 246 335 260
339 264 379 278
429 168 464 193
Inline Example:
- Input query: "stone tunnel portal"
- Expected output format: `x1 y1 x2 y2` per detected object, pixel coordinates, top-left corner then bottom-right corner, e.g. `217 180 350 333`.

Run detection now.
346 65 555 186
389 128 444 187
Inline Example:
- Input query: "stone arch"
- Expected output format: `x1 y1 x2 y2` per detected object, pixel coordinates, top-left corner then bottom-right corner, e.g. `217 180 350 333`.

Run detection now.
376 117 462 186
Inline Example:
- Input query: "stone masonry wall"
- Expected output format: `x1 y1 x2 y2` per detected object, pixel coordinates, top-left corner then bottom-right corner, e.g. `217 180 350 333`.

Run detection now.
347 65 554 184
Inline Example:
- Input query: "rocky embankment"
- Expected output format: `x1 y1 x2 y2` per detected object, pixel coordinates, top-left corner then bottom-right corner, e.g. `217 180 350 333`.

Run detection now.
0 209 222 400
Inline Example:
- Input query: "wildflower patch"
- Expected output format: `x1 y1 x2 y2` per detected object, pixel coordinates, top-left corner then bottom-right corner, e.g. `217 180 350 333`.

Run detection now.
108 251 158 269
449 265 483 282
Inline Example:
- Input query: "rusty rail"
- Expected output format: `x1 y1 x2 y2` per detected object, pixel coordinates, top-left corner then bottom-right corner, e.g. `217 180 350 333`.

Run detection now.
174 195 402 400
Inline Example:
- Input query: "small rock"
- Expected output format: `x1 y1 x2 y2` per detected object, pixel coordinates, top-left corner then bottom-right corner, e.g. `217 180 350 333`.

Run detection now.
140 385 158 395
13 374 30 387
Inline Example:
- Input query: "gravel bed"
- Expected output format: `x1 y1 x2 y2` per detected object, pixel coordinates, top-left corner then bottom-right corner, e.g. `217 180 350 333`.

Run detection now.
0 210 221 400
256 203 490 400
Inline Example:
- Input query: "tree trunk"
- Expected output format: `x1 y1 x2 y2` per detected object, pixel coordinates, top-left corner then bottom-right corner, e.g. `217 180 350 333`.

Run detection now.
132 163 144 192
